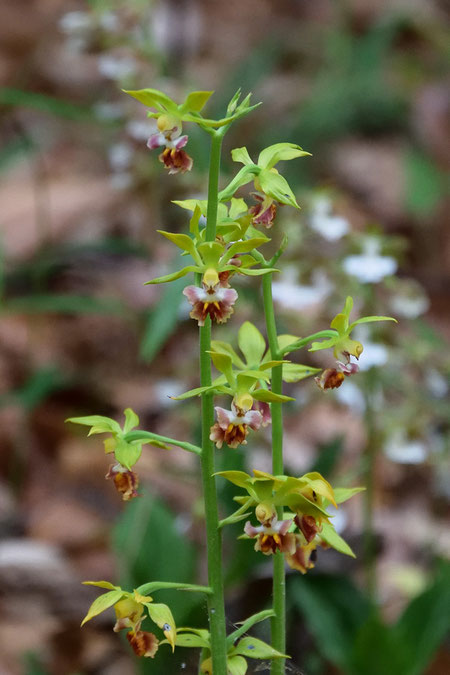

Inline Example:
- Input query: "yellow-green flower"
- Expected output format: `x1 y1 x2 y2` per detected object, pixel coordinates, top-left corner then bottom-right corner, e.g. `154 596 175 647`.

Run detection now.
81 581 176 658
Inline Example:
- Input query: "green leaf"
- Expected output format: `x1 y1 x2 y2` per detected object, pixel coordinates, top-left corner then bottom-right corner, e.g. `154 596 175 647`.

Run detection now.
157 231 199 261
227 655 248 675
145 266 197 284
231 637 288 659
114 439 142 470
320 522 355 557
66 415 121 435
392 562 450 675
123 88 177 111
258 170 299 208
251 389 295 403
231 147 253 165
238 322 266 366
282 363 321 383
226 610 275 648
180 90 213 112
123 408 139 433
81 589 124 626
258 142 311 170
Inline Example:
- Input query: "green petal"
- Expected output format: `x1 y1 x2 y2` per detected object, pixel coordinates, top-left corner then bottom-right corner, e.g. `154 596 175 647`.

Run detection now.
320 522 356 557
114 439 142 470
144 266 198 284
231 636 289 659
180 90 213 112
123 88 177 112
258 170 299 208
66 415 121 435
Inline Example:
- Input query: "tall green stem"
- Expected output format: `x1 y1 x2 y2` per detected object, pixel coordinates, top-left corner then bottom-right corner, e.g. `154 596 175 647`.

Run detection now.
199 129 228 674
262 273 286 675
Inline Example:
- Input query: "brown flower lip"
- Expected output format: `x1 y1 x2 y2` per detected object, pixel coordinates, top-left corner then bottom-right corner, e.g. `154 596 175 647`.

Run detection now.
105 464 139 501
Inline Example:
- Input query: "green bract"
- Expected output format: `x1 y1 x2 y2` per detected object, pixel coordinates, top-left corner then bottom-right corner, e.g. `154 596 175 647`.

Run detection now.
219 142 311 206
66 407 165 470
309 296 397 360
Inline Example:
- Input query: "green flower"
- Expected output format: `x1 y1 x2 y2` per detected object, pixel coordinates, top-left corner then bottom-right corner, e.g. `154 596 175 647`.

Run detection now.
81 581 176 657
309 296 396 364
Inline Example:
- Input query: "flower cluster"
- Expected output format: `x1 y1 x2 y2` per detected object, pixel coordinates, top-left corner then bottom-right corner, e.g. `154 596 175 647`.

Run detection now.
218 469 363 572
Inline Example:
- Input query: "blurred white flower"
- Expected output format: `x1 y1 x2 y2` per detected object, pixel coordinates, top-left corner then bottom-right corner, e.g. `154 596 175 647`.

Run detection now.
59 11 93 35
126 119 158 141
309 195 350 241
335 380 366 413
385 431 428 464
98 12 120 32
93 102 125 121
389 280 429 318
326 505 348 534
343 237 397 283
358 342 389 371
426 369 449 398
272 268 332 311
110 172 133 190
108 142 133 171
98 54 137 81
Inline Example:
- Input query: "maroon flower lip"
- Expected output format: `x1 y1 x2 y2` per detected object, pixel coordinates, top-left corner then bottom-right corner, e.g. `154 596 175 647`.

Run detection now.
183 282 238 326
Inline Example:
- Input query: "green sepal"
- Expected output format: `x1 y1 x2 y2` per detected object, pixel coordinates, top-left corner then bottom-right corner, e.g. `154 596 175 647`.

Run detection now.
251 389 295 403
145 602 176 631
123 408 139 433
218 165 259 202
215 470 252 490
179 90 213 112
238 321 266 366
113 438 142 470
258 170 299 208
258 142 311 170
145 265 198 285
123 88 177 112
282 363 321 383
170 384 220 400
81 589 125 626
231 147 253 165
333 486 365 504
172 198 209 216
197 241 224 267
66 415 121 435
157 230 200 262
173 633 211 649
226 610 275 648
348 315 397 330
282 493 330 520
210 340 246 369
227 656 248 675
237 267 280 276
320 521 356 557
221 237 268 263
208 351 235 385
260 360 288 370
83 580 119 590
136 581 212 595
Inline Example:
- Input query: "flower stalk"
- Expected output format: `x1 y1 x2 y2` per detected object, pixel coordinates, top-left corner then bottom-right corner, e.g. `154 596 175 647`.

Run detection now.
199 128 228 674
262 272 286 675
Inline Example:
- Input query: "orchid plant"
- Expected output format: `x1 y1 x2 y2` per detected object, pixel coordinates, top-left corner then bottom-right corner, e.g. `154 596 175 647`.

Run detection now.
67 87 396 674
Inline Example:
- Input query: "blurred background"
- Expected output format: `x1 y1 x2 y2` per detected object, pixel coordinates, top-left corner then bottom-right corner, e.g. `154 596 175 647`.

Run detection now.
0 0 449 674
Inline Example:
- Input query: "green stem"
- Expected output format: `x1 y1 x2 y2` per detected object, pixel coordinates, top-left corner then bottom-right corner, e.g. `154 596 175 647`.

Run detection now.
363 369 378 600
200 129 228 674
123 431 202 455
262 273 286 675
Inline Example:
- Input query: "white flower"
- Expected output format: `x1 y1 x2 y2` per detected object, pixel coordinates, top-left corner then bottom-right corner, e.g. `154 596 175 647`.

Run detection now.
98 54 137 81
385 431 428 464
272 268 332 311
309 195 350 241
343 237 397 284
